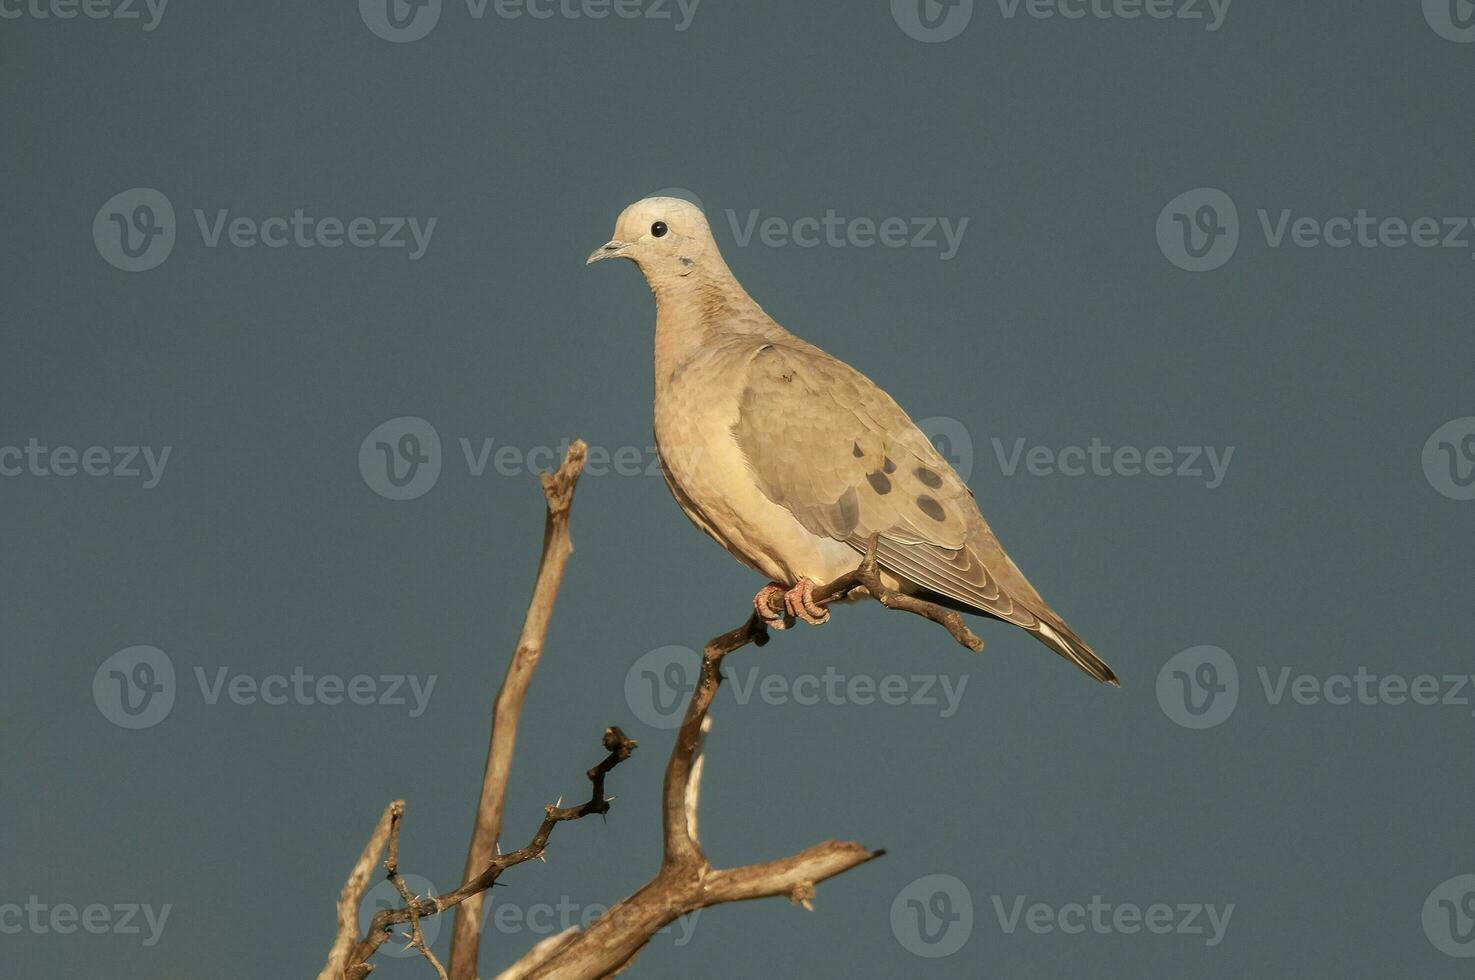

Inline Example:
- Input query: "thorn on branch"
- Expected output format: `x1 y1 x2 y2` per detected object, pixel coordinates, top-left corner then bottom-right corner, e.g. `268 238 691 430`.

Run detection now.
384 802 448 979
332 728 635 979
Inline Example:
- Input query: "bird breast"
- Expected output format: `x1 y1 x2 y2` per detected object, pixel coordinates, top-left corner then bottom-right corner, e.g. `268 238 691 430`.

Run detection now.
654 347 859 586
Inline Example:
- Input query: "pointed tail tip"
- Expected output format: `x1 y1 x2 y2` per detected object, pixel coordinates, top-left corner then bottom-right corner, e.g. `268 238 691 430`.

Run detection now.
1081 656 1120 687
1038 620 1119 687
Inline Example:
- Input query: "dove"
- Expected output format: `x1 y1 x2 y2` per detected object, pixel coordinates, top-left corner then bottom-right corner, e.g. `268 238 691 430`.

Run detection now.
588 197 1118 685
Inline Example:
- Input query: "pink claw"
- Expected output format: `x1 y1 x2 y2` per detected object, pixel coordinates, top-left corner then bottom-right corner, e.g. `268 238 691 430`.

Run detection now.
784 578 830 626
753 583 790 629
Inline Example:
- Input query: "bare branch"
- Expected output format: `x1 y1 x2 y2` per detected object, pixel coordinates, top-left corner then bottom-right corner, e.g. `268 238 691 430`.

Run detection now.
318 801 400 980
323 450 977 980
379 802 448 979
448 441 588 980
513 842 881 980
335 728 636 979
492 927 580 980
684 716 712 847
510 550 927 979
703 841 886 905
660 612 769 868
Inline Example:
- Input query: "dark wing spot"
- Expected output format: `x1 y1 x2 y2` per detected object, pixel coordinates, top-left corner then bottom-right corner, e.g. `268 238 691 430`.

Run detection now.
833 487 860 535
852 442 864 458
866 471 892 495
916 494 946 521
882 456 896 474
915 467 943 489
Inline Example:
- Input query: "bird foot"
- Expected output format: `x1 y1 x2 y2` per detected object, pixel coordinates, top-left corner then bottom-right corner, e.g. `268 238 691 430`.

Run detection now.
786 578 831 625
754 583 791 629
753 579 830 629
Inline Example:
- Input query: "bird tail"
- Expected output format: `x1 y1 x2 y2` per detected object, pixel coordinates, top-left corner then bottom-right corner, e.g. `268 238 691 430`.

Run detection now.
1033 617 1119 687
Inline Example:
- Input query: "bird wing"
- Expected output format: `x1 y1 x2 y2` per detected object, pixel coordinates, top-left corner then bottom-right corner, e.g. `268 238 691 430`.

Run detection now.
730 342 1045 630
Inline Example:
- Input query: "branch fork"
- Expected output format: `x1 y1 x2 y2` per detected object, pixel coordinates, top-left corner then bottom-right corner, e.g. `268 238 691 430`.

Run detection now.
322 442 989 979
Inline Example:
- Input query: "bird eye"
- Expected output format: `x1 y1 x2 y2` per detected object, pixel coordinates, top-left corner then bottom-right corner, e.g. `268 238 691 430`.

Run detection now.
651 221 668 238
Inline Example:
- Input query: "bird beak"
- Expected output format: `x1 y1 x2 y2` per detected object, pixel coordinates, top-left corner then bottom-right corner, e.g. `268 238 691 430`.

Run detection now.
586 240 629 265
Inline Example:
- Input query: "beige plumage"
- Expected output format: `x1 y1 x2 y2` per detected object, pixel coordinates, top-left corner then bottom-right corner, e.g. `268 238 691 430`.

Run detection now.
588 197 1118 686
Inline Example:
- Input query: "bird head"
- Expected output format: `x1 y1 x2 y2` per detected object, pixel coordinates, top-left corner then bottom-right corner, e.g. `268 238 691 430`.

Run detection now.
587 197 716 284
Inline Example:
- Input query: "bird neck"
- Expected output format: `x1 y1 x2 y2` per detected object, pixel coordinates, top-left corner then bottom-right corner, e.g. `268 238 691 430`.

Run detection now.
648 260 778 380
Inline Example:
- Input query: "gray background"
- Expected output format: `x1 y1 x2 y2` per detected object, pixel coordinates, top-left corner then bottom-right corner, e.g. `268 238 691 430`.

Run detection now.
2 1 1473 976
